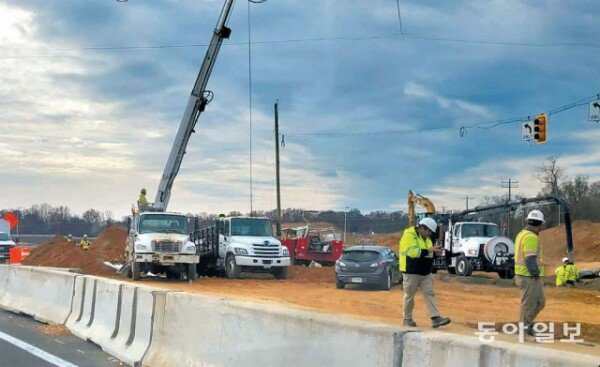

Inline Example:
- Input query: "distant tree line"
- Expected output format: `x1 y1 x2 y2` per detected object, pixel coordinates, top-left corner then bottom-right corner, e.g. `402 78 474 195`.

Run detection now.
0 204 119 237
3 156 598 236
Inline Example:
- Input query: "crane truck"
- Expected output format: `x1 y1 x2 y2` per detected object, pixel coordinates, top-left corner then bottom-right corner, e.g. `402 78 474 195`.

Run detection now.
125 0 237 281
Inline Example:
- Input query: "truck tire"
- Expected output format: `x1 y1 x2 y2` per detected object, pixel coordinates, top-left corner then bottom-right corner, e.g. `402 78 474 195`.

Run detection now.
132 262 141 281
336 279 345 289
225 254 242 279
186 264 198 281
272 266 288 280
456 255 473 277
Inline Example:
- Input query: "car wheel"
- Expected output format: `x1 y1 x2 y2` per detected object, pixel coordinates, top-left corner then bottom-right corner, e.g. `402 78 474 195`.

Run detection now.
382 272 392 291
336 279 345 289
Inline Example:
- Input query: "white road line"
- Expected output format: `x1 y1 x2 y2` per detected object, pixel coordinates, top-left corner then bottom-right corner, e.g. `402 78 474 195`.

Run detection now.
0 331 78 367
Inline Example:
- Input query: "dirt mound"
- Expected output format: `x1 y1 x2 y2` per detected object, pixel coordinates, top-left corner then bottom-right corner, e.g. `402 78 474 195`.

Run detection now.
23 235 115 277
541 221 600 267
89 226 127 262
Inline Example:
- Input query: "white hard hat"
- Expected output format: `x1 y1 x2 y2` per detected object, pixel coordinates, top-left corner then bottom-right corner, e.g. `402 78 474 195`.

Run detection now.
562 257 569 263
418 217 437 232
526 210 545 223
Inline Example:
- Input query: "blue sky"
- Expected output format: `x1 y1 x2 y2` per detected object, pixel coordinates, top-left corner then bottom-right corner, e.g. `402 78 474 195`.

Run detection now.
0 0 598 217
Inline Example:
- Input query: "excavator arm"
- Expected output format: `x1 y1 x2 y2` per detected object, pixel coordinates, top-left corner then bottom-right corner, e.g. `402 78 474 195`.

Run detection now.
152 0 236 211
407 189 437 226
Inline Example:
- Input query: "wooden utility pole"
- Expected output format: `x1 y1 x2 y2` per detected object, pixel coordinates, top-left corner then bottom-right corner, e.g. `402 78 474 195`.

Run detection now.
460 196 474 210
274 100 282 237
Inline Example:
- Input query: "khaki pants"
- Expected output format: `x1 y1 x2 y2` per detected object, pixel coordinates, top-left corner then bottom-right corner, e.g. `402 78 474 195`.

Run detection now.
403 273 441 320
515 275 545 326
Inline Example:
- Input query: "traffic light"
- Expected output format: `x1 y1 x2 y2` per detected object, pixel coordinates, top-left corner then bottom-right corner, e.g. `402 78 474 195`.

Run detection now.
533 114 547 144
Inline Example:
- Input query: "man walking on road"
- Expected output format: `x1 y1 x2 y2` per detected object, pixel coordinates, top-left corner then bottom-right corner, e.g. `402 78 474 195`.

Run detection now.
514 210 546 337
399 217 451 328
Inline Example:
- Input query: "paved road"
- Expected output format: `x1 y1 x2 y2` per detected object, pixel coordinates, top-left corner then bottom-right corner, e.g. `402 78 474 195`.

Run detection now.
0 309 122 367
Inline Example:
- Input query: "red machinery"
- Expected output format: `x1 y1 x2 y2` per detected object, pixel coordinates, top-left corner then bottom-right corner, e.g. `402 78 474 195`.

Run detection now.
282 226 344 266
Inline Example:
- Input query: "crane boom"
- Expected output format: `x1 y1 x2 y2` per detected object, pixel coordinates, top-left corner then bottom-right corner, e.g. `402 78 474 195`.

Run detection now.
153 0 236 211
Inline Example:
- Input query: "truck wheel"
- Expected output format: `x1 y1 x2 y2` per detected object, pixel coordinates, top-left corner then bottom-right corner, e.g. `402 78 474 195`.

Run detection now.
132 262 141 281
336 279 345 289
456 255 473 277
225 254 242 279
272 266 288 280
381 272 392 291
187 264 198 281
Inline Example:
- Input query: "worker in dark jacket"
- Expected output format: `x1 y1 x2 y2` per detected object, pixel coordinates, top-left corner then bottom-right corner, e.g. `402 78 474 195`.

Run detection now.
399 218 451 328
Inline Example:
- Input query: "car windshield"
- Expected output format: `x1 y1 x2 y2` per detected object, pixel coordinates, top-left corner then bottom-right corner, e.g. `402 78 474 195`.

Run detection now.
139 215 188 235
461 224 500 238
0 233 9 241
342 250 380 262
231 218 273 237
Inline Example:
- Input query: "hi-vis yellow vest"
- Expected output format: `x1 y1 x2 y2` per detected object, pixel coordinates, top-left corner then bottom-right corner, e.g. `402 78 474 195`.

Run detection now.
399 226 432 272
514 229 544 277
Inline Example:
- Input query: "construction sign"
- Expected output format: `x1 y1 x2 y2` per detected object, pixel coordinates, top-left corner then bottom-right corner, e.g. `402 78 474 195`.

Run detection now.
2 212 19 230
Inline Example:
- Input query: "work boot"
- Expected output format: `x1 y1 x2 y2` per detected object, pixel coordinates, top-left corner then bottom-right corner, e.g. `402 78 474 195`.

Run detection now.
431 316 451 328
525 323 537 338
403 319 417 327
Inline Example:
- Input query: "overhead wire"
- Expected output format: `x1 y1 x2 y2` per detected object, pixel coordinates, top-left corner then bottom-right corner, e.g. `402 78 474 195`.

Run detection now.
282 93 599 140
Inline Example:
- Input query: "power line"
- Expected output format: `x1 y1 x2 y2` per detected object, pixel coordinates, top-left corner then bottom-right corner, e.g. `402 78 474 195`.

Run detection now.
2 31 599 59
283 93 599 139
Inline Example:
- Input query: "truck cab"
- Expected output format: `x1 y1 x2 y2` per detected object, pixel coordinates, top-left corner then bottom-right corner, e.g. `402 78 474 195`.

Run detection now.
0 231 15 264
439 221 515 278
219 217 290 279
126 212 199 281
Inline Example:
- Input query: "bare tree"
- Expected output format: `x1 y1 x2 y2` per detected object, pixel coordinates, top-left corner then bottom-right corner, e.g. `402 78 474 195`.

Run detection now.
535 155 565 195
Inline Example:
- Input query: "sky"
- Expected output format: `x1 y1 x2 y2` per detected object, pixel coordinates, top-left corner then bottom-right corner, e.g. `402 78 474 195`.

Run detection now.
0 0 599 217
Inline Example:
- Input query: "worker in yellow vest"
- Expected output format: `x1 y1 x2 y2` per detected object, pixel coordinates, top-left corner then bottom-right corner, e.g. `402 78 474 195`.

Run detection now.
564 258 579 286
555 258 568 287
79 234 91 251
514 210 546 337
399 217 451 328
138 188 149 212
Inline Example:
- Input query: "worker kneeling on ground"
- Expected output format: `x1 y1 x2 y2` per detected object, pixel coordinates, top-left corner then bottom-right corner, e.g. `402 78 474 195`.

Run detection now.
514 210 546 337
399 217 451 328
555 257 579 287
80 234 91 251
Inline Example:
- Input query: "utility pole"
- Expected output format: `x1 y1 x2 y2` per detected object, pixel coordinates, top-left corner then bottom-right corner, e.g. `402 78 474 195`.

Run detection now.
501 179 519 235
274 100 282 237
501 178 519 201
460 196 474 210
343 206 349 243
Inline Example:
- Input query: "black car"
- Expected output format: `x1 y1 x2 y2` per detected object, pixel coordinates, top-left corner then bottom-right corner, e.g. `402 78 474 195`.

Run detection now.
335 245 402 290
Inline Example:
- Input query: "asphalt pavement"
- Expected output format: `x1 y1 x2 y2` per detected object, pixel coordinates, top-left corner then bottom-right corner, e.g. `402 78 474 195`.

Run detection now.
0 309 122 367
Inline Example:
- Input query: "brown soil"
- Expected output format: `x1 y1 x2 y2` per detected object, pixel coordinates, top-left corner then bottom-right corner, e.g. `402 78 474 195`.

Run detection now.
89 226 127 262
541 221 600 267
39 324 70 336
23 235 116 277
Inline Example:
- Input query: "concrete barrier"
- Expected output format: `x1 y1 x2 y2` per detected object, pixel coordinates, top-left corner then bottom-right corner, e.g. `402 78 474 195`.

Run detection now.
142 291 398 367
400 331 600 367
67 276 96 339
88 278 121 347
104 285 159 366
0 265 77 324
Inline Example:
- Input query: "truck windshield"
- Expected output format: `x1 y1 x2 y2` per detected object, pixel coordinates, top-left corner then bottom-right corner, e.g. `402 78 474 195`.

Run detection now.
0 233 10 241
231 218 273 237
461 224 500 238
139 215 188 235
